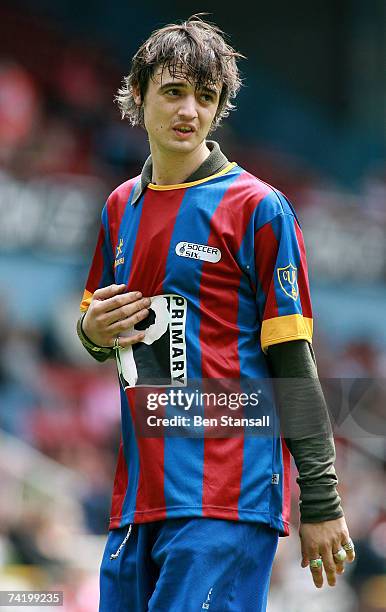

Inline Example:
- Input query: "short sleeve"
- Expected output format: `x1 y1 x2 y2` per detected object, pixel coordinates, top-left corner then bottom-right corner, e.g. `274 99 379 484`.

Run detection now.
80 204 115 312
254 199 313 353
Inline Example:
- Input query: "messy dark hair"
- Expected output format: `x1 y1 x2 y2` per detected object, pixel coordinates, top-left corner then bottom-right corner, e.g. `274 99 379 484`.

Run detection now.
115 14 245 132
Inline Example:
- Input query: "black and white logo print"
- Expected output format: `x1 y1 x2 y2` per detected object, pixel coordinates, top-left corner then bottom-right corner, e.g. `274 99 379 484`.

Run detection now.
116 294 187 388
176 242 221 263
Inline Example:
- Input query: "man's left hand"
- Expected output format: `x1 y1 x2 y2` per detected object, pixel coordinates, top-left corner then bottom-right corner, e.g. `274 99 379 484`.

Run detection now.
299 516 355 588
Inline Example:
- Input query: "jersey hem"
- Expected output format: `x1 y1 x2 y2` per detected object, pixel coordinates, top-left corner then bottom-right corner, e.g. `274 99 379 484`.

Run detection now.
109 506 290 537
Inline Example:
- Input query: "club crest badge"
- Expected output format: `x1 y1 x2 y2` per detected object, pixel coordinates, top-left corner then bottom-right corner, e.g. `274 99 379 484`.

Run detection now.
277 263 299 300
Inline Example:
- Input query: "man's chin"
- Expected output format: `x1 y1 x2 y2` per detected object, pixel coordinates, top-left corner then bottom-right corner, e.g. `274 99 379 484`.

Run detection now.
169 133 207 150
164 140 198 153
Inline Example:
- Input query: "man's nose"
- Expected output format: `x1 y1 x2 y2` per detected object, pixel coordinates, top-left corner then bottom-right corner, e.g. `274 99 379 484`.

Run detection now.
177 95 198 119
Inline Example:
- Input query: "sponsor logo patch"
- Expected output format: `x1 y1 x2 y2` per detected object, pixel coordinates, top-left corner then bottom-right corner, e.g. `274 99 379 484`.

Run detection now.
176 242 221 263
114 238 125 267
277 263 299 300
116 294 187 388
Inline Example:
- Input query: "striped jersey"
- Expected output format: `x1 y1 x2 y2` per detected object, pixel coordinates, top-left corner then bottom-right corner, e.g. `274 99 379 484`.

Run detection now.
80 159 313 537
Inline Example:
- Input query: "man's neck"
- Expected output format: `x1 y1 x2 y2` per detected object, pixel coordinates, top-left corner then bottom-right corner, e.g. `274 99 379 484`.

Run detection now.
150 141 211 185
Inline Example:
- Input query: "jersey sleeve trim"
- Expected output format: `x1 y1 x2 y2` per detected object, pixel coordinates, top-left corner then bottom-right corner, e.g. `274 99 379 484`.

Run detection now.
80 289 93 312
261 314 313 353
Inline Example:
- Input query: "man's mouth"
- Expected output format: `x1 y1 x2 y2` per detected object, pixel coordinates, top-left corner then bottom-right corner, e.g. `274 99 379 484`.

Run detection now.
173 125 195 135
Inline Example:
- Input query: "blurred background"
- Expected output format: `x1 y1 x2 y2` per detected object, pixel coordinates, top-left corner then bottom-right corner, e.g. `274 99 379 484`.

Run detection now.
0 1 385 610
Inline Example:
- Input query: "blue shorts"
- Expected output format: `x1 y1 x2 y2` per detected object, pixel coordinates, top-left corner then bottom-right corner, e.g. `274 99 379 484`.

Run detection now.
99 517 279 612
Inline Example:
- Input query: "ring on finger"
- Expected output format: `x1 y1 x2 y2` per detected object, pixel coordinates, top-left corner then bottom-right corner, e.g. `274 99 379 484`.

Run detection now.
342 538 355 553
113 336 122 350
309 557 323 569
333 548 347 563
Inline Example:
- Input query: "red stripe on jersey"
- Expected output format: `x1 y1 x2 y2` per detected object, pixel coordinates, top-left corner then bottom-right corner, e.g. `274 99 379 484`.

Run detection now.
280 437 291 535
294 220 313 319
126 189 186 295
255 222 279 319
109 437 128 529
126 388 167 523
85 225 106 295
107 178 138 255
199 171 270 377
127 188 186 521
199 172 263 517
202 436 243 520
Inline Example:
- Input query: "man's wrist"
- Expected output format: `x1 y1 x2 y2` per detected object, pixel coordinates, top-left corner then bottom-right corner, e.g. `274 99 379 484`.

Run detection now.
300 508 344 523
77 312 113 359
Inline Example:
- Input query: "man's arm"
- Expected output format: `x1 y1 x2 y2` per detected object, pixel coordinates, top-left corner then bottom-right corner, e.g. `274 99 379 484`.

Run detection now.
267 339 355 588
267 339 343 523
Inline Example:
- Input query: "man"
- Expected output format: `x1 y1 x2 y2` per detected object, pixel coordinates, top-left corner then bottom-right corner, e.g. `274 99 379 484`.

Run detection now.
77 15 355 611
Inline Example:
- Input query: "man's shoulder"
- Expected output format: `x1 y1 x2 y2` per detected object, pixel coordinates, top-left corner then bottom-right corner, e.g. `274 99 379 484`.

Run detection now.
234 166 296 219
100 175 141 227
235 166 274 195
107 175 141 206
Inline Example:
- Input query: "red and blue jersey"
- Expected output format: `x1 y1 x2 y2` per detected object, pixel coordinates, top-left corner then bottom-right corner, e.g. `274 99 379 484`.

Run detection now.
80 161 313 537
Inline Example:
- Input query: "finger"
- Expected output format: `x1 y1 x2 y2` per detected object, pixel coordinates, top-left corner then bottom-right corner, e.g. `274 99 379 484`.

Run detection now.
320 547 337 587
103 297 151 326
108 308 150 335
99 330 146 349
300 541 309 568
309 563 323 589
93 284 129 300
99 292 146 316
346 550 355 563
335 560 345 575
307 547 323 589
117 331 146 347
342 537 356 563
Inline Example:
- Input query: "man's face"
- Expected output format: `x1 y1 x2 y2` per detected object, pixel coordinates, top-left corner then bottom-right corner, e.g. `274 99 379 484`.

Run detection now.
134 65 221 155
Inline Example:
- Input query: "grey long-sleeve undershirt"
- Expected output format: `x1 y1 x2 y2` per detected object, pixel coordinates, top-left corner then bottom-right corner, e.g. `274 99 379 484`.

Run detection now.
267 340 343 523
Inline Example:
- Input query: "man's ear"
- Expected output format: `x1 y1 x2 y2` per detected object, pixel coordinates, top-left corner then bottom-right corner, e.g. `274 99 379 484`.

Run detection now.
132 83 142 107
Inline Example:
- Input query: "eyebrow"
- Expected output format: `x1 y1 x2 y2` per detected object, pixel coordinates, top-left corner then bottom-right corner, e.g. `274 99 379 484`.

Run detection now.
159 81 219 97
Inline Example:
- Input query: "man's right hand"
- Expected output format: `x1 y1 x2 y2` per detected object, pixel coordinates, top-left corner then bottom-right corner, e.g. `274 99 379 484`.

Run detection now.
82 284 151 349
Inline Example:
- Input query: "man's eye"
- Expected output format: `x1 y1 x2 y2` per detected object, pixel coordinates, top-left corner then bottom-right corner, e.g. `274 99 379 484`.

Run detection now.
166 89 180 96
200 93 214 103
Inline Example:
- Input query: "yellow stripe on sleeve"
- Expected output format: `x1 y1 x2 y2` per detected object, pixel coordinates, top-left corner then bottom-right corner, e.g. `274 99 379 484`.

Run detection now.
261 314 313 353
80 289 93 312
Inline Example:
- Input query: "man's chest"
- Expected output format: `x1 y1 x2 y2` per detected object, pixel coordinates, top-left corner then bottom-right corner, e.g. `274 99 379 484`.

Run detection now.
111 191 245 296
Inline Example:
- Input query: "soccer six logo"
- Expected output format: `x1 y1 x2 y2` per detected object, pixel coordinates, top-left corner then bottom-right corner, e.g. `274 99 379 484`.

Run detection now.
175 241 221 263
